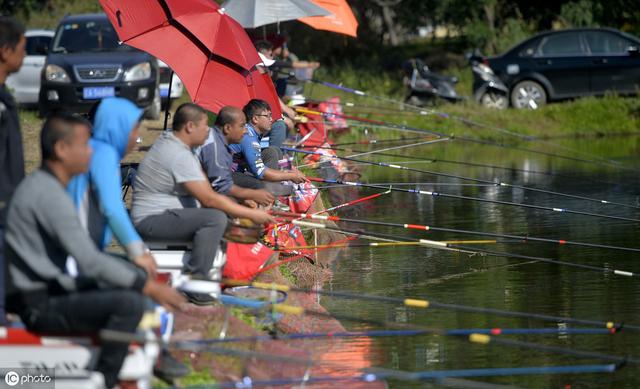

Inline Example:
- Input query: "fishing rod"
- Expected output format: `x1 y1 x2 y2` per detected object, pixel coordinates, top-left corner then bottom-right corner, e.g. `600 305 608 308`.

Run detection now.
303 174 640 225
295 137 448 168
260 221 483 276
103 307 624 386
299 144 629 188
288 147 640 211
275 240 503 251
315 182 499 189
174 327 620 345
296 104 639 173
282 216 637 278
344 138 449 159
224 278 638 331
275 210 640 255
265 187 391 235
213 376 524 389
270 302 637 367
208 364 617 388
331 136 433 146
307 80 629 169
267 303 639 366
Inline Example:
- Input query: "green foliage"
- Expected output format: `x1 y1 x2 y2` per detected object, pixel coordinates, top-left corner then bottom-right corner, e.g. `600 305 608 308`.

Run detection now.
304 64 640 142
314 65 405 99
279 263 298 285
559 0 600 27
13 0 102 29
179 369 217 387
229 307 259 330
494 17 537 53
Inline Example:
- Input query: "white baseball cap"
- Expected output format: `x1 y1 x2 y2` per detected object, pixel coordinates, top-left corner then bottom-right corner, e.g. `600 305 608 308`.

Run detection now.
258 52 275 67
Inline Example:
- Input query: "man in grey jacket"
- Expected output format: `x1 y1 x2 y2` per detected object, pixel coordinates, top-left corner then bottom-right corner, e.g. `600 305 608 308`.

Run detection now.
4 112 185 389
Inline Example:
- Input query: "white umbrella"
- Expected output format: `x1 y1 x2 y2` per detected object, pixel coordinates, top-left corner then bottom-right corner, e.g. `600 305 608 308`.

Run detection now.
221 0 332 29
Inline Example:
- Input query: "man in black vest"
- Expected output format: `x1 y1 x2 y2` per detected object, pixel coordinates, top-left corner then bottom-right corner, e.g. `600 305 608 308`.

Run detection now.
0 16 26 325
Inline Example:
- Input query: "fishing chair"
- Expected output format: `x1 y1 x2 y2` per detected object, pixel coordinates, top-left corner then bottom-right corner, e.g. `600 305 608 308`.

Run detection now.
0 320 160 389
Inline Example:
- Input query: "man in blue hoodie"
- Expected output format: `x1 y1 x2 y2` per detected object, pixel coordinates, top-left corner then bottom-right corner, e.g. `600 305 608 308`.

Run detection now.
67 97 156 275
67 97 186 380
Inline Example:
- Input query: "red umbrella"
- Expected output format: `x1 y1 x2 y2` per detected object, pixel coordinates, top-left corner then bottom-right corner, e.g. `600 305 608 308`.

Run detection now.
99 0 281 116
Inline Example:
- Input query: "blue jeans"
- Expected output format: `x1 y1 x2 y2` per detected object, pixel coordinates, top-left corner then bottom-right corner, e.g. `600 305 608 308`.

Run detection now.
0 227 5 325
269 119 287 149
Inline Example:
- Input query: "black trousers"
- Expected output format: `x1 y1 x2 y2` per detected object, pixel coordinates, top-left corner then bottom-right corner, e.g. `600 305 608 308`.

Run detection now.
14 290 145 389
0 227 5 325
136 208 228 276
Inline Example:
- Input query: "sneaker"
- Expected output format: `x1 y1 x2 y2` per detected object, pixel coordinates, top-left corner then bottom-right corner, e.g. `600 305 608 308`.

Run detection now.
154 349 190 383
181 290 217 306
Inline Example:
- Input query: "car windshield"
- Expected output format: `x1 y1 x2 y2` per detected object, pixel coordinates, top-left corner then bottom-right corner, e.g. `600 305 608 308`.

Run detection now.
51 19 134 53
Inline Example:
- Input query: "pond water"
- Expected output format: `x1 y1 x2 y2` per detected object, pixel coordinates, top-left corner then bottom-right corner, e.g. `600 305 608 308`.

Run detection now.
311 134 640 388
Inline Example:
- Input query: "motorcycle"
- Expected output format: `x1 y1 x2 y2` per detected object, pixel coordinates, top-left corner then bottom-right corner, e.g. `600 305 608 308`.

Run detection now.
402 59 463 106
467 51 509 109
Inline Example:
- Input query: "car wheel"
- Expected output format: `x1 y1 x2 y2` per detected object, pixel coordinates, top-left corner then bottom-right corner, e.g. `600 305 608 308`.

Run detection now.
510 80 547 110
144 88 161 120
480 92 508 109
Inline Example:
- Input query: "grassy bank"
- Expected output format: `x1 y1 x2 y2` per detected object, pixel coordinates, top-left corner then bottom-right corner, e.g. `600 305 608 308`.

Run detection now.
310 66 640 140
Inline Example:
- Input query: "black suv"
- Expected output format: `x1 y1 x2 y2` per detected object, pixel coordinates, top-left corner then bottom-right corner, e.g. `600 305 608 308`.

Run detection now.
38 13 160 118
482 28 640 109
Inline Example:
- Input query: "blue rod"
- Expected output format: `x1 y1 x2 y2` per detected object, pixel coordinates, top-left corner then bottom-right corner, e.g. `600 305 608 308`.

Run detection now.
181 327 613 345
205 363 617 388
406 364 617 379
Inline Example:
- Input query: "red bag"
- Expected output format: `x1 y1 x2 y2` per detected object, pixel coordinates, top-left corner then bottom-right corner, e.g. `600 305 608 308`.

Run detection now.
265 223 311 256
223 242 274 281
319 97 348 131
302 144 350 174
288 181 319 214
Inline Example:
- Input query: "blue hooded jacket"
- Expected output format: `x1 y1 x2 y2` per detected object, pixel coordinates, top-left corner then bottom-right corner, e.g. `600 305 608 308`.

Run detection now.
67 97 145 259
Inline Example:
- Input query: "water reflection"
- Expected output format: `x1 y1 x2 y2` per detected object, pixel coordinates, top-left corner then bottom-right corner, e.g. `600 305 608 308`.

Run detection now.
317 135 640 387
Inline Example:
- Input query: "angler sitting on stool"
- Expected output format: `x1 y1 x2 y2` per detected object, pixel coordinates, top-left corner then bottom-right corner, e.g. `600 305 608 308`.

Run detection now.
131 103 273 305
196 105 275 207
4 112 185 389
230 99 306 195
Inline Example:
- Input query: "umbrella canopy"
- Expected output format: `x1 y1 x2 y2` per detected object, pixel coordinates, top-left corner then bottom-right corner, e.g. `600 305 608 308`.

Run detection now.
221 0 332 29
99 0 281 116
299 0 358 37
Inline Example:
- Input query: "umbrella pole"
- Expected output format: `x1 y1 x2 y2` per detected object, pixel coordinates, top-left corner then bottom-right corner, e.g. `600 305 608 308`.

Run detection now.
163 71 174 131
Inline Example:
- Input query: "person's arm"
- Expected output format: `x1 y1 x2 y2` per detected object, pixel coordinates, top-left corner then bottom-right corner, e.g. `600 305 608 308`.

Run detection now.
228 184 274 206
90 150 145 257
182 180 274 224
89 150 157 276
38 188 146 291
279 99 297 119
263 167 306 183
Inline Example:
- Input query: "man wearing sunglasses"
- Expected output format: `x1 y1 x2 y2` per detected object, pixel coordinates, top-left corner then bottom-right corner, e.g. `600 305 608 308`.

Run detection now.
229 99 305 193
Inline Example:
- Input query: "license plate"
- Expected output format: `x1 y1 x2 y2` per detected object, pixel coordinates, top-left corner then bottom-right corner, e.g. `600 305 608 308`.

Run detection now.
83 86 115 100
160 87 169 98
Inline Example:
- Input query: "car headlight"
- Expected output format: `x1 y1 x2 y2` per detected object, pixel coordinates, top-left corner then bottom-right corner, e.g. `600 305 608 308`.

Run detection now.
124 62 152 82
44 64 71 83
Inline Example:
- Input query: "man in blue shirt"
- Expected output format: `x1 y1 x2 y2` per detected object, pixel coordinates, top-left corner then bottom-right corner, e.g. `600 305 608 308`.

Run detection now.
229 99 305 190
197 106 274 206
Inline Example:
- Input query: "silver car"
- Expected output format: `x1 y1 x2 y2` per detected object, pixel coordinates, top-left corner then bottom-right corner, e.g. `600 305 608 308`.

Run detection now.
6 29 54 105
